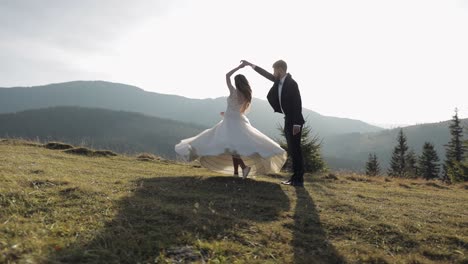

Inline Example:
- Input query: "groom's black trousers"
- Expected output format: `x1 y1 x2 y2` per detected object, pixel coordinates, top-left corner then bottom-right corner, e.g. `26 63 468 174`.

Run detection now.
284 120 304 183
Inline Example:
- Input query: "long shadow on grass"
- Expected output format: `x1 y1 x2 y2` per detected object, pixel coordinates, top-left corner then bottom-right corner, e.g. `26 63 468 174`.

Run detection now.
292 186 345 263
48 176 290 263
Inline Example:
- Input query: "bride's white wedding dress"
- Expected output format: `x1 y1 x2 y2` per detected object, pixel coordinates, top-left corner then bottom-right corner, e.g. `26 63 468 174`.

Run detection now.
175 89 287 175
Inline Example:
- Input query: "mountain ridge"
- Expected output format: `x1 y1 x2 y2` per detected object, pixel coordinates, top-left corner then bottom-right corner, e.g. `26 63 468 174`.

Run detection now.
0 80 383 138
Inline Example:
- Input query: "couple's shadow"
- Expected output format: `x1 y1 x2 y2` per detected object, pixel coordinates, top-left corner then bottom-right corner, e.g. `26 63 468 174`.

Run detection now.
49 176 343 263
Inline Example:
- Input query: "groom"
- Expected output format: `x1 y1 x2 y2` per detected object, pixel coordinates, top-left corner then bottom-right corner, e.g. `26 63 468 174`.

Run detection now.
241 59 305 187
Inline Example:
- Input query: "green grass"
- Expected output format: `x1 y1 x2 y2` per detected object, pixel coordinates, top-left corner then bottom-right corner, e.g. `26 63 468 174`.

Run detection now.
1 139 467 263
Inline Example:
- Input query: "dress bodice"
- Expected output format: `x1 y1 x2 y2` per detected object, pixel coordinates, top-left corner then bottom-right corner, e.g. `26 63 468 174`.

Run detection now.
226 90 243 112
226 90 250 115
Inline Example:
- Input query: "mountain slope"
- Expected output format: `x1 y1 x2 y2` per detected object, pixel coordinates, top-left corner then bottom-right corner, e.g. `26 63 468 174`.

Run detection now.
1 89 463 171
0 106 206 158
323 118 468 171
0 81 383 138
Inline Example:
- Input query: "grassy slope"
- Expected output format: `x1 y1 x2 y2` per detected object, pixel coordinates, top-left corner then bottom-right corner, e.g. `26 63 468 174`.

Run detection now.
0 139 467 264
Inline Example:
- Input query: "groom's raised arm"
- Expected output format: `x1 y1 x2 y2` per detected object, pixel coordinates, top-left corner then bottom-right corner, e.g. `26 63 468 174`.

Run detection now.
241 60 275 82
252 65 275 82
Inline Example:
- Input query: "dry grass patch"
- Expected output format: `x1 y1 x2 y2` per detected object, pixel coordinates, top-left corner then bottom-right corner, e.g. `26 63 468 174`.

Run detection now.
1 139 467 263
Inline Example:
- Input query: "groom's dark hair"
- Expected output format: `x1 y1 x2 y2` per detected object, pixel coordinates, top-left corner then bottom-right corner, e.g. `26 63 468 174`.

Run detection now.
273 60 287 72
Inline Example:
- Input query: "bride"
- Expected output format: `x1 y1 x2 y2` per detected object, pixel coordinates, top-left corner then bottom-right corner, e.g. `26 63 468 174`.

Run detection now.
175 61 287 178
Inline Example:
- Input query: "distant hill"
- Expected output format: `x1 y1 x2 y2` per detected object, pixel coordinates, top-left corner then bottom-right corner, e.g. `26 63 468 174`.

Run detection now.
323 118 468 172
3 81 462 172
0 106 206 158
0 105 464 172
0 81 383 138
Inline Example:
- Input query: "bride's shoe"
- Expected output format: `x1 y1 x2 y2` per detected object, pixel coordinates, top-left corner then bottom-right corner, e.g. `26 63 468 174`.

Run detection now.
242 166 251 179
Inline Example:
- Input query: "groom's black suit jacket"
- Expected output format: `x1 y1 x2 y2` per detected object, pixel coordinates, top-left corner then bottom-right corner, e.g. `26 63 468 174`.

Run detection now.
254 66 305 126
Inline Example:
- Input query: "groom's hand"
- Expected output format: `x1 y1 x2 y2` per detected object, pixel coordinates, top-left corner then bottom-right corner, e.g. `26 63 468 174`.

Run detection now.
293 125 301 136
240 60 253 67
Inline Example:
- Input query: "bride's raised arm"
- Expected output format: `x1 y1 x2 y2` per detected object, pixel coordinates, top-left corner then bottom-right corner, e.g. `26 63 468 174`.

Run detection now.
225 62 246 94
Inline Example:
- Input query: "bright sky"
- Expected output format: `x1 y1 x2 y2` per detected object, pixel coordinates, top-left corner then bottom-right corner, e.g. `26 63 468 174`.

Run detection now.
1 0 467 127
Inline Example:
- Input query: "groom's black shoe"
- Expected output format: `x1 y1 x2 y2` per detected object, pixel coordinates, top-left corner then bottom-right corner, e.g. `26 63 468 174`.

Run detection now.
280 175 295 185
282 180 304 187
291 181 304 187
281 179 292 185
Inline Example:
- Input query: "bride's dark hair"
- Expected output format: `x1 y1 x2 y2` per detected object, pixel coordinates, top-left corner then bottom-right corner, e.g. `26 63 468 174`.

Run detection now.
234 74 252 113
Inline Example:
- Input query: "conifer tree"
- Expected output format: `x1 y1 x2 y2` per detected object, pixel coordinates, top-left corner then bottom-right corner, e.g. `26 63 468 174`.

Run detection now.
365 153 380 176
419 142 440 180
444 108 467 182
405 149 419 178
388 129 408 177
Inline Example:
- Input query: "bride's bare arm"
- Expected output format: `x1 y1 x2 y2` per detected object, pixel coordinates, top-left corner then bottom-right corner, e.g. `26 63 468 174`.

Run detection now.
226 63 245 93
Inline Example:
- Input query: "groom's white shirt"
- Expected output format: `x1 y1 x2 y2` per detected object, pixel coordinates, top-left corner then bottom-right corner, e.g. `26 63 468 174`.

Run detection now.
278 74 287 114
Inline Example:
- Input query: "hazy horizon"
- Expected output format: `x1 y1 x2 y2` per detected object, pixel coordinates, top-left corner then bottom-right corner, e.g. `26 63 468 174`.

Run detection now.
1 0 467 126
2 79 464 129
